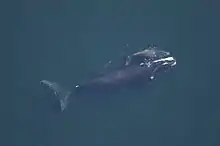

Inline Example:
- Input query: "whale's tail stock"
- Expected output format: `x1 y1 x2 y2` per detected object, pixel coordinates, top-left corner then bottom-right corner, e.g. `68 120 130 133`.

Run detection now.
40 80 71 112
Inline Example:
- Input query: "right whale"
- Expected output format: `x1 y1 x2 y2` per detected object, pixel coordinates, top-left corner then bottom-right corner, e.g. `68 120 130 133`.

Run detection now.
40 45 177 112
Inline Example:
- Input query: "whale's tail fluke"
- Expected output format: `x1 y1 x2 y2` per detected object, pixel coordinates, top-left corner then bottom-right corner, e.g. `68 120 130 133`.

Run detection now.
40 80 71 112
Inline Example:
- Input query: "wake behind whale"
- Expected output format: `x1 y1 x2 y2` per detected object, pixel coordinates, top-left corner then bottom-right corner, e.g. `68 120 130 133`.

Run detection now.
40 45 177 112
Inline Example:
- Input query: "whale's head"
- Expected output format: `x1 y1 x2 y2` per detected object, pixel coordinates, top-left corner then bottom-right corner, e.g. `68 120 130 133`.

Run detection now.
127 45 176 79
126 45 172 65
134 45 169 59
142 46 177 79
128 45 176 64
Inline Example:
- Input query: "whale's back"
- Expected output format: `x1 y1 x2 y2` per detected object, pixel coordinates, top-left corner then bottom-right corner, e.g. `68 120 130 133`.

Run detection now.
75 65 152 94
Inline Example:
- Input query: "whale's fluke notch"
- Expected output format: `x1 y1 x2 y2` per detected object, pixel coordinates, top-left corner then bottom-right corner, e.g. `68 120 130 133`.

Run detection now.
40 80 71 112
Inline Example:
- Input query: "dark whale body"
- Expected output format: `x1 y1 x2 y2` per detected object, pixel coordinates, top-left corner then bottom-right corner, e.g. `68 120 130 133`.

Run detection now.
75 64 153 94
40 45 177 111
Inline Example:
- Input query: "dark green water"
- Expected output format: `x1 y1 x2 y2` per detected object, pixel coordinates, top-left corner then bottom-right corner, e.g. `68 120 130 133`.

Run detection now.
6 0 220 145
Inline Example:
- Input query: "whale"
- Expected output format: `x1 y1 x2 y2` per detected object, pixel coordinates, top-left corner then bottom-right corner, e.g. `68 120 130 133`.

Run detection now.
40 45 177 112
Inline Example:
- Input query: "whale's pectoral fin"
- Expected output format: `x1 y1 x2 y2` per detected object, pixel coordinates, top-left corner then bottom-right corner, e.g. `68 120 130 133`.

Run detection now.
98 60 114 75
103 60 113 69
104 44 130 68
40 80 71 112
97 44 131 75
101 56 128 73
